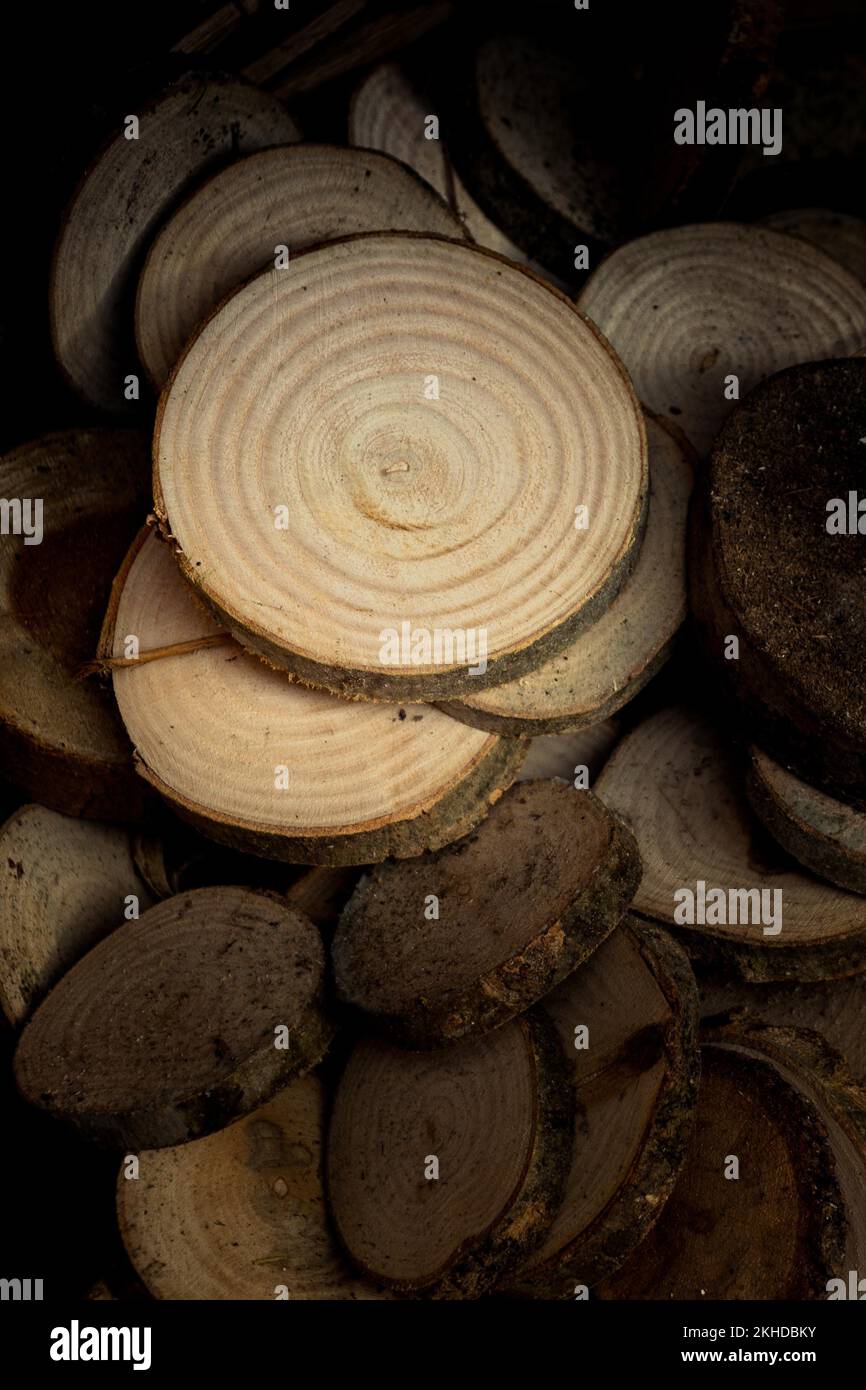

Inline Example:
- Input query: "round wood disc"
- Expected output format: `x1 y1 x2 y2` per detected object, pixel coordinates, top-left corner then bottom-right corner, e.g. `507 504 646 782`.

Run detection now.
516 721 620 785
107 530 522 865
440 415 692 734
326 1010 573 1297
577 222 866 456
597 1044 845 1299
118 1074 390 1299
153 232 647 701
136 143 465 391
49 72 300 411
331 779 641 1047
746 747 866 896
503 920 700 1297
761 209 866 288
13 886 333 1148
0 429 150 819
0 804 154 1028
596 707 866 979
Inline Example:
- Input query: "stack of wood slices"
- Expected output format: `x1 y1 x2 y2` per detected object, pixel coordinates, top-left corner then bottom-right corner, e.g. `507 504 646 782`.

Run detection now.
4 1 866 1303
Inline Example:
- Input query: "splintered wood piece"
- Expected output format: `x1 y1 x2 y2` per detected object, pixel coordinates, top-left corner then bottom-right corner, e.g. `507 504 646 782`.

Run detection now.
49 73 300 411
577 223 866 456
332 780 641 1047
516 722 620 784
503 920 699 1297
271 3 454 99
153 233 647 701
107 530 522 865
761 209 866 288
689 358 866 806
136 144 465 391
14 886 333 1148
0 429 150 819
242 2 366 84
597 1044 845 1299
118 1074 391 1299
746 747 866 896
326 1011 573 1297
0 805 154 1028
595 707 866 980
441 416 692 734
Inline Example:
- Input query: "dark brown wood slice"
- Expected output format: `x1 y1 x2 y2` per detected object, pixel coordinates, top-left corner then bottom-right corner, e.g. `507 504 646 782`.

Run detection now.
332 780 642 1047
14 887 334 1148
326 1009 573 1298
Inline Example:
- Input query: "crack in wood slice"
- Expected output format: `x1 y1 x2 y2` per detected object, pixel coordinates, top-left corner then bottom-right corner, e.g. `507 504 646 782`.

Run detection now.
595 706 866 979
0 429 151 820
502 919 700 1297
136 143 466 391
331 780 641 1048
516 721 621 785
154 232 647 700
326 1010 573 1298
117 1074 392 1299
440 415 692 734
0 805 155 1028
13 886 334 1148
761 209 866 288
107 529 522 865
578 222 866 457
49 72 300 411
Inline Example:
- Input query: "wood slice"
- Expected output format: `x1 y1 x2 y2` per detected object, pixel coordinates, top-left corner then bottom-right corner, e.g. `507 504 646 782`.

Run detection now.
0 804 154 1028
595 706 866 981
516 721 620 785
331 779 641 1047
13 886 333 1148
503 920 700 1298
761 209 866 288
577 223 866 456
106 530 522 865
284 867 360 935
118 1074 390 1299
596 1044 845 1299
326 1010 573 1297
0 429 150 819
689 358 866 806
746 747 866 895
49 72 300 412
136 143 465 391
153 233 647 700
440 415 692 735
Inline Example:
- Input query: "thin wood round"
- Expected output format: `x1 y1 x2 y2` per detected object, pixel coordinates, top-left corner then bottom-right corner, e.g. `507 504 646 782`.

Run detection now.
515 721 621 784
747 747 866 896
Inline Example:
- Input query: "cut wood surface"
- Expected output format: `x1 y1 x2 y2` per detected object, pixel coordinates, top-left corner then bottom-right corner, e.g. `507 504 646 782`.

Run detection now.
595 707 866 979
331 779 641 1047
0 429 150 819
761 209 866 287
285 867 360 934
503 920 700 1297
14 886 333 1148
747 747 866 896
516 722 620 785
597 1044 845 1299
0 805 154 1028
118 1074 390 1299
326 1010 573 1297
441 415 692 734
107 530 522 865
577 223 866 456
49 72 300 411
136 143 465 390
153 233 647 700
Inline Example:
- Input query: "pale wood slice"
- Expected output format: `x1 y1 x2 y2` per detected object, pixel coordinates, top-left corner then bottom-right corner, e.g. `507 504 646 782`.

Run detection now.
271 3 454 100
503 920 699 1297
441 415 692 734
577 223 866 456
332 780 641 1047
118 1074 391 1299
516 721 620 785
761 209 866 288
597 1044 846 1299
595 707 866 980
107 530 522 865
49 72 300 411
154 233 648 700
747 747 866 895
0 804 155 1028
136 143 465 391
0 429 150 819
326 1010 573 1297
14 886 333 1148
